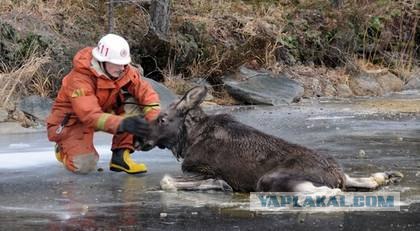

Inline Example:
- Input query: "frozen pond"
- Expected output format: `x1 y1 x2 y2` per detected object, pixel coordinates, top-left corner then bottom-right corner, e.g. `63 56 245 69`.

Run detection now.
0 91 419 230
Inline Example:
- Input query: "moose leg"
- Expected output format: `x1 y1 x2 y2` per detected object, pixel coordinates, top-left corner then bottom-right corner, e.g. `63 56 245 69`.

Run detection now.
160 174 233 191
256 170 341 194
344 171 403 191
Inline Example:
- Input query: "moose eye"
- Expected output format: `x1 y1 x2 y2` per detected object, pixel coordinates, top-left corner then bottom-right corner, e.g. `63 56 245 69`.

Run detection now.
159 117 167 125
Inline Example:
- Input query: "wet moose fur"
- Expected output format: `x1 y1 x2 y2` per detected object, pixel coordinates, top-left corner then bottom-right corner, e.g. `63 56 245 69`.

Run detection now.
139 87 403 192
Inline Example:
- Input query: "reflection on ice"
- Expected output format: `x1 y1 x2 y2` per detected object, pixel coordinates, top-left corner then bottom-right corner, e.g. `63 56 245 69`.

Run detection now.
0 151 55 169
0 205 87 221
8 143 31 148
0 145 112 169
158 190 249 209
307 115 356 120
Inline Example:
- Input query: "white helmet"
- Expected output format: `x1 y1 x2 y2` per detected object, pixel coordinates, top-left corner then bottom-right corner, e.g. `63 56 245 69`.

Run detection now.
92 34 132 65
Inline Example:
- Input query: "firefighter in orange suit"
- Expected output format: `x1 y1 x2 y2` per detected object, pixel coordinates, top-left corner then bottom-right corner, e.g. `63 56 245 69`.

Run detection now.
46 34 160 174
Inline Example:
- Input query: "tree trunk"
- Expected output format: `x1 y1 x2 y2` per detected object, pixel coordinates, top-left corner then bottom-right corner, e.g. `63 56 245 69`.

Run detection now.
108 0 114 33
149 0 171 40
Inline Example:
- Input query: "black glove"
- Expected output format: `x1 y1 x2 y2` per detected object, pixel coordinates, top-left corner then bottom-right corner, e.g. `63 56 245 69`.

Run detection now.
117 116 150 138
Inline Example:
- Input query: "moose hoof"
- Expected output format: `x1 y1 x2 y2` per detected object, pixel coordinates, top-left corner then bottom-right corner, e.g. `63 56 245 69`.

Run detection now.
384 171 404 184
372 171 403 186
160 175 177 191
217 180 233 192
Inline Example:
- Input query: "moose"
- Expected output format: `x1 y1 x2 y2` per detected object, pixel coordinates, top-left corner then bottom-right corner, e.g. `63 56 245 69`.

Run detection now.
138 86 403 192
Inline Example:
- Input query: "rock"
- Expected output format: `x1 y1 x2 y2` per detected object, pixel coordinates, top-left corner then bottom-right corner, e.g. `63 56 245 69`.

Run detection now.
309 78 323 97
403 69 420 90
224 66 304 105
336 84 353 97
12 109 34 128
0 107 8 122
18 95 53 122
376 73 403 93
349 72 383 96
174 33 198 73
350 70 404 96
144 77 178 108
135 31 171 81
323 80 336 96
403 77 420 90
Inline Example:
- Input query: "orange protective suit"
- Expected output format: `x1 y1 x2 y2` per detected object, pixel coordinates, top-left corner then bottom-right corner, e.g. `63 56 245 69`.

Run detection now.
46 47 160 173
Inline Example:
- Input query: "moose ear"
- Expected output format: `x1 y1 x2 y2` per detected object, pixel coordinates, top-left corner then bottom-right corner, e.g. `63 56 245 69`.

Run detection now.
176 86 208 112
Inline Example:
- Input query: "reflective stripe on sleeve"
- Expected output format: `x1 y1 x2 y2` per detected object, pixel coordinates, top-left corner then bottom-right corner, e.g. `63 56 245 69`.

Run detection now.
97 113 111 131
143 103 160 115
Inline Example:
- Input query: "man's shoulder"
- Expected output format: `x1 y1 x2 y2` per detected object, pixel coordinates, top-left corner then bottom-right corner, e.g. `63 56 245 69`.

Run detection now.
126 63 147 77
64 70 97 86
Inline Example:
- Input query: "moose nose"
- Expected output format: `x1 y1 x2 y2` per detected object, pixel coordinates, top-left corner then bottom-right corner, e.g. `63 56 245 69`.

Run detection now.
141 142 155 151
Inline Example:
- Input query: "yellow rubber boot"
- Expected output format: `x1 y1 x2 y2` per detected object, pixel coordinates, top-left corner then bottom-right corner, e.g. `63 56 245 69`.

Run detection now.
55 144 63 163
109 149 147 174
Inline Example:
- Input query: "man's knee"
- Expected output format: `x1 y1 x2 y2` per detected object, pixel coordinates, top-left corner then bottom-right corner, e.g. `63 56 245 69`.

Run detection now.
64 153 98 174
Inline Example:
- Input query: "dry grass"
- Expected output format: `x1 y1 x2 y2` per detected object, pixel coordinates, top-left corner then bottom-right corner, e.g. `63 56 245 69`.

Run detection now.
163 74 192 95
354 0 418 74
31 68 55 97
210 89 238 105
171 0 287 78
0 54 50 108
162 59 192 95
0 0 418 104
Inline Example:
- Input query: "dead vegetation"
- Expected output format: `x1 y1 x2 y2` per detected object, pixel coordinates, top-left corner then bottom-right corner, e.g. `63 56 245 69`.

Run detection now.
0 54 50 108
0 0 418 103
166 0 418 95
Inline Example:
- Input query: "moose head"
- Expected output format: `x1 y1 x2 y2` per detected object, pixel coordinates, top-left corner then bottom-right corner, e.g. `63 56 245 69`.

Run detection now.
137 86 208 159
